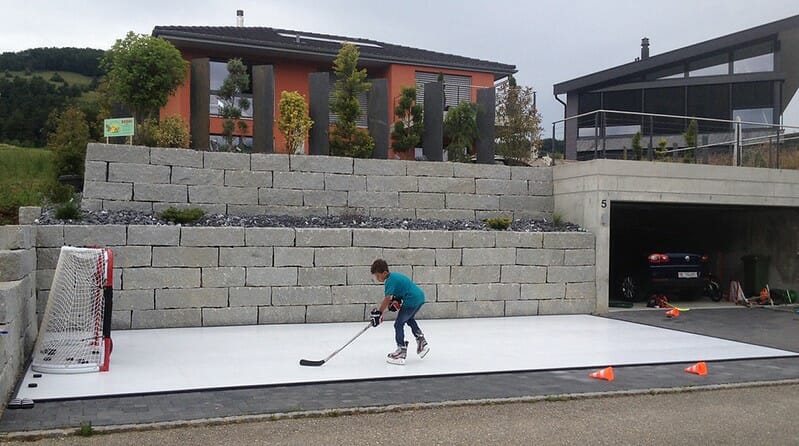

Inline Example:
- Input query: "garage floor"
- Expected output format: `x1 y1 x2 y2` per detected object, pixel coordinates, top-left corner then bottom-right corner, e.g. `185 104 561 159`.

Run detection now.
12 314 796 402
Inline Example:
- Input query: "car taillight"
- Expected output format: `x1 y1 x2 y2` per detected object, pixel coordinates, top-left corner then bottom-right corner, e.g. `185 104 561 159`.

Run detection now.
701 255 708 262
648 253 670 264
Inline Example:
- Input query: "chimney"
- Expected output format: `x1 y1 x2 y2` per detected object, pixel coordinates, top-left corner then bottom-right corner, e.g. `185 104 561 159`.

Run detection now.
641 37 650 60
236 10 244 27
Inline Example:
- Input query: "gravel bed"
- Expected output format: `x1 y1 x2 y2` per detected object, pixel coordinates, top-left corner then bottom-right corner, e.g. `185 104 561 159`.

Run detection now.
36 208 583 232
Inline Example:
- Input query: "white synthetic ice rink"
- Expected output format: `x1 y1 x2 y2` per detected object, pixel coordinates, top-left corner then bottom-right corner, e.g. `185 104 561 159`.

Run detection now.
15 315 796 401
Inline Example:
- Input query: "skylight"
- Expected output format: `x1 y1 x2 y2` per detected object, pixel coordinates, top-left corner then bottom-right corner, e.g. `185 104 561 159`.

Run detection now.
277 32 382 48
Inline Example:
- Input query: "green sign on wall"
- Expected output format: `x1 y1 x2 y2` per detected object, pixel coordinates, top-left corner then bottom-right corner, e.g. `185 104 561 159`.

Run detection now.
103 118 135 137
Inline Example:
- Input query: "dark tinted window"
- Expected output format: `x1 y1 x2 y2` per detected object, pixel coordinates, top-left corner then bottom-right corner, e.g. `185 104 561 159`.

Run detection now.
604 90 642 126
688 84 730 132
578 92 601 127
644 87 685 134
732 81 772 109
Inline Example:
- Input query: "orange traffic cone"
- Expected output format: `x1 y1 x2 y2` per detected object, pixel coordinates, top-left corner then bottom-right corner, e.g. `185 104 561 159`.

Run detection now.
665 308 680 318
685 362 708 376
589 367 615 381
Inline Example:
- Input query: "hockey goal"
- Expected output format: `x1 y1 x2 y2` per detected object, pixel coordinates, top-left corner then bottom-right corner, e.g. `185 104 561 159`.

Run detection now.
31 246 113 374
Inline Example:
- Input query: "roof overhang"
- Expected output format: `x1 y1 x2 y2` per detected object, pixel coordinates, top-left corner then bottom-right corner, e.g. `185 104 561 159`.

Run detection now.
155 29 516 81
554 14 799 95
591 71 785 93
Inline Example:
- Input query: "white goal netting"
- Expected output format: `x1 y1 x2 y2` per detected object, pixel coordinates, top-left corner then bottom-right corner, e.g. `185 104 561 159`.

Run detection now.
31 246 113 374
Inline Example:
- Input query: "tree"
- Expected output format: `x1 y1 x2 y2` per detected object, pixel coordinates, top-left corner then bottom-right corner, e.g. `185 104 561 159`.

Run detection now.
683 119 698 162
278 91 313 154
217 58 251 151
0 48 105 77
495 76 542 162
100 32 188 123
631 131 643 160
443 101 478 162
48 106 89 178
655 139 669 161
329 43 374 158
0 75 79 146
391 86 423 153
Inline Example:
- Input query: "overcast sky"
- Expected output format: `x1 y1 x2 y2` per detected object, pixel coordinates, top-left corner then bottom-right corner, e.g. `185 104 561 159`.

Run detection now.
3 0 798 133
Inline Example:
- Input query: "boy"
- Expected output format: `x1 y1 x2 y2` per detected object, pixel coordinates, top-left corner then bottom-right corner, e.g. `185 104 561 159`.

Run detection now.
369 259 430 365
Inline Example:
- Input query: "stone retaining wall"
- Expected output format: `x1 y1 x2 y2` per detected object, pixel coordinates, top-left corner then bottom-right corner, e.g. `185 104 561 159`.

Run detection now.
81 144 554 221
34 225 595 329
0 226 37 409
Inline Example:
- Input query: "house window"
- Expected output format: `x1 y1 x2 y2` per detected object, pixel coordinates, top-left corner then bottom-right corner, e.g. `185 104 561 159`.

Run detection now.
733 108 773 128
603 90 642 135
733 42 774 74
647 65 685 80
415 72 472 109
209 134 253 152
688 84 730 132
732 81 773 128
576 92 601 137
209 60 253 119
644 87 685 135
688 54 729 77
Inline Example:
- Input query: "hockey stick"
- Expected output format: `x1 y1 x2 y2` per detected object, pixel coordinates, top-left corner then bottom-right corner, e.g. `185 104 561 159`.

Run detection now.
663 302 691 312
299 323 372 367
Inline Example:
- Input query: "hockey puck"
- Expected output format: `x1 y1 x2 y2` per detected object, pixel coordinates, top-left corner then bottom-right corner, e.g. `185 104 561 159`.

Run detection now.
33 374 42 378
27 383 37 388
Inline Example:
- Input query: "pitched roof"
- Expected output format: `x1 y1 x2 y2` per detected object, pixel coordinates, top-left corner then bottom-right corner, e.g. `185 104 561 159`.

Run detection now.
554 13 799 94
153 26 516 79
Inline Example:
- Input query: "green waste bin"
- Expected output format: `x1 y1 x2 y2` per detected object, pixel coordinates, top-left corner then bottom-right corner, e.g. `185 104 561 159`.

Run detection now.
741 254 770 297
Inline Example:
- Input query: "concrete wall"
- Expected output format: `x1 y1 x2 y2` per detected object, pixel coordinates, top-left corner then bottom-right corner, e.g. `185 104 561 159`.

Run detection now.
80 144 554 221
0 226 37 410
33 225 595 329
554 159 799 312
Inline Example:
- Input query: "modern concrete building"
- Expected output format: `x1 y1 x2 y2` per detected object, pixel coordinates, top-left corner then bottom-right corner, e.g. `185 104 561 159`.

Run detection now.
152 17 515 156
554 14 799 160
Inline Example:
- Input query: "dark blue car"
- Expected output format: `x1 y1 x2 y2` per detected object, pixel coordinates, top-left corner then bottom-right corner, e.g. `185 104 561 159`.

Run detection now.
618 251 720 302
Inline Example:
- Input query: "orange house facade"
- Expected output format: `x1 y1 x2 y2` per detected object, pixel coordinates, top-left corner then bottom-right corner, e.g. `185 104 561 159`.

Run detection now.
153 25 515 157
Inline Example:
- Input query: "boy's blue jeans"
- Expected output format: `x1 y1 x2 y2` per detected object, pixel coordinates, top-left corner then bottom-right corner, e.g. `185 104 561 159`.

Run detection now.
394 303 423 347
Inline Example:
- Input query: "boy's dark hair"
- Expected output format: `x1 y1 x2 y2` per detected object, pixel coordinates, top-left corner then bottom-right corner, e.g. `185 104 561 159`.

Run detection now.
370 259 389 274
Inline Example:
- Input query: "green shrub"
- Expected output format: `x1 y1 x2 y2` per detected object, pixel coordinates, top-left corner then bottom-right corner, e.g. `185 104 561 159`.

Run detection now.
631 131 643 160
48 107 89 178
485 217 512 230
391 86 423 153
54 201 82 220
48 181 75 204
134 118 159 147
553 212 564 227
77 421 94 437
330 127 374 159
278 91 313 154
159 207 205 224
50 72 65 83
444 102 478 163
655 139 669 161
154 115 190 148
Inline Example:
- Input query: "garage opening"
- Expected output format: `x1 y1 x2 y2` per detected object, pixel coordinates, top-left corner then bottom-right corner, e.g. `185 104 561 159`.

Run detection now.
609 202 799 305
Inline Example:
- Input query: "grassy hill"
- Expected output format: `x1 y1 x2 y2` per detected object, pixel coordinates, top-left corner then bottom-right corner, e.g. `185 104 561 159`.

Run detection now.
2 70 95 87
0 144 54 224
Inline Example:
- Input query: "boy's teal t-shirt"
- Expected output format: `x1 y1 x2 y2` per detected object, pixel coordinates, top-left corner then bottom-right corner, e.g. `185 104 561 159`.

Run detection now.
384 272 425 308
